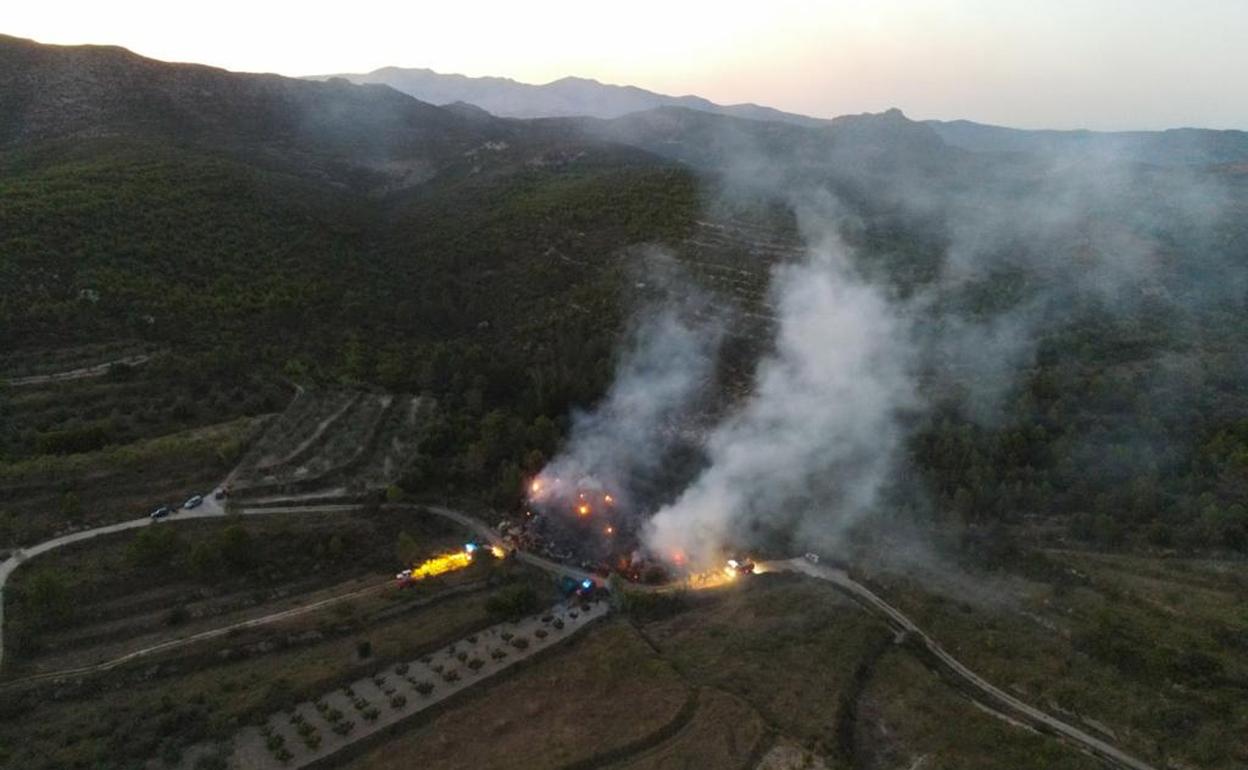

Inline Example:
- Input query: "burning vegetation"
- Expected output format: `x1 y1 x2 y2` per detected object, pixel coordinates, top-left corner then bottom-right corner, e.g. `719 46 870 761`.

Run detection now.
501 475 758 588
511 475 663 581
395 543 479 587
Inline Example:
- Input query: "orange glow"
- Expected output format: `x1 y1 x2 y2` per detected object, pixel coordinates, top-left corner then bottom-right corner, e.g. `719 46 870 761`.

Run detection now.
490 545 506 559
530 480 542 494
686 567 736 590
605 526 614 535
604 494 614 505
577 504 591 516
410 550 473 580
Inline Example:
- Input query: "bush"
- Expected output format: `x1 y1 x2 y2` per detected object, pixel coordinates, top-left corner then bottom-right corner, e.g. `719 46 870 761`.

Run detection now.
468 658 484 670
486 584 540 621
193 752 228 770
390 694 407 709
362 707 380 722
356 639 372 659
126 526 185 570
414 681 434 696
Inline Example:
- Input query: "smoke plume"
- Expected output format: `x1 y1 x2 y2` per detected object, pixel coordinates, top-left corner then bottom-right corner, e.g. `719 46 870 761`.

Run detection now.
644 195 918 567
532 254 724 513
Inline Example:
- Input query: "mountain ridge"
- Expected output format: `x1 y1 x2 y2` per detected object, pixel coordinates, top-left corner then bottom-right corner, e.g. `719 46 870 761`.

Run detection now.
310 64 1248 166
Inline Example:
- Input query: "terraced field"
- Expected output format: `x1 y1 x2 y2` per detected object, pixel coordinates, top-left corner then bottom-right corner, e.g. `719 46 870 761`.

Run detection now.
228 390 433 499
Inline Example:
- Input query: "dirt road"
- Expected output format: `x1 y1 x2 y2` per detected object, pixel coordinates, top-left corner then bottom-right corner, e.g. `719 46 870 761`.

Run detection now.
4 354 153 387
0 498 590 678
760 558 1158 770
1 500 1157 770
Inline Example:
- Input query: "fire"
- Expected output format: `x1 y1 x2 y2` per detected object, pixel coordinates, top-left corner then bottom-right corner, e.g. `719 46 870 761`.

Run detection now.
530 480 542 494
686 567 735 589
605 526 614 535
604 494 614 505
577 504 591 516
490 545 506 559
406 547 474 581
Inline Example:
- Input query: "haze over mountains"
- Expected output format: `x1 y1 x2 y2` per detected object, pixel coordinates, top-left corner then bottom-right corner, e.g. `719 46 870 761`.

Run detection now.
312 65 1248 167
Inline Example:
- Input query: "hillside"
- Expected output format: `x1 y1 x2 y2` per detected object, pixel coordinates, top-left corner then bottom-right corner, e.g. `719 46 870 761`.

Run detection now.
3 35 1247 559
927 118 1248 167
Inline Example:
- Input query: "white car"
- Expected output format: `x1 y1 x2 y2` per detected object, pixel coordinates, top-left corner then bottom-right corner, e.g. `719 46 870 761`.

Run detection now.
804 552 819 564
183 494 204 510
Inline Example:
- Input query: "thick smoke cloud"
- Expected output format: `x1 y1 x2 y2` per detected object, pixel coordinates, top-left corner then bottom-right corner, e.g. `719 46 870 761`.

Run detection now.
644 196 918 567
561 113 1243 571
533 254 724 511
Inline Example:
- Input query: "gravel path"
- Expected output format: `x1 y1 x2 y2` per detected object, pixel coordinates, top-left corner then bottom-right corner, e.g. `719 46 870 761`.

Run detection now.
760 558 1157 770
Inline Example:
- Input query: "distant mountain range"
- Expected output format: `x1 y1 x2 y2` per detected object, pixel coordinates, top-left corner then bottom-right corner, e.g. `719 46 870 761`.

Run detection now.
306 67 831 127
310 66 1248 167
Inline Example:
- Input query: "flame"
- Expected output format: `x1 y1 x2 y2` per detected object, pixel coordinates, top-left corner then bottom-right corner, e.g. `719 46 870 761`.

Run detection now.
685 567 736 589
604 494 614 505
605 526 614 535
490 545 506 559
530 480 542 494
408 550 473 580
577 504 591 516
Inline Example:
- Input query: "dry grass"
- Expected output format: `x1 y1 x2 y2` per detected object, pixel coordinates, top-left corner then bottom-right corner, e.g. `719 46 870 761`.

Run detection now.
612 688 765 770
0 582 514 769
862 551 1248 770
344 620 691 770
858 648 1102 770
642 575 891 755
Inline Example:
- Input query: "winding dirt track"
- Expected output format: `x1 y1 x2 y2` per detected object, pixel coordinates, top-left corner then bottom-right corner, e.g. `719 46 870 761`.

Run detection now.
759 558 1158 770
1 503 1157 770
4 354 153 386
0 499 591 682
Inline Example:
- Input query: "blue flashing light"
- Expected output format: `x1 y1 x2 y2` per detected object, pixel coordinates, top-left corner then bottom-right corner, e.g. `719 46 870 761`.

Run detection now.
465 543 478 553
581 579 593 589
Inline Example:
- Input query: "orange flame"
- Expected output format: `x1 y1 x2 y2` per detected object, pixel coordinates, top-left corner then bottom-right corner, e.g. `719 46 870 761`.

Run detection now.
409 550 473 580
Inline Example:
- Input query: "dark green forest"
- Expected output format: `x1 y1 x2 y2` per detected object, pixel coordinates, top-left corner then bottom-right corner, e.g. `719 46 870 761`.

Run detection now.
2 33 1247 558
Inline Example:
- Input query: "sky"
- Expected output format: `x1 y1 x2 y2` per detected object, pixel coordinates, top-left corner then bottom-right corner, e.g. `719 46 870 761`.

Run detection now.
5 0 1246 131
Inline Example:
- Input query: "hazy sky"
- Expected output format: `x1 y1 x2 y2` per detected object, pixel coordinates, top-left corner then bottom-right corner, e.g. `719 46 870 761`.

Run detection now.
7 0 1246 130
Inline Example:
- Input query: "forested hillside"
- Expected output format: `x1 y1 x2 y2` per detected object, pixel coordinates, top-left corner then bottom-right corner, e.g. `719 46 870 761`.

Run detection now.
2 35 1246 558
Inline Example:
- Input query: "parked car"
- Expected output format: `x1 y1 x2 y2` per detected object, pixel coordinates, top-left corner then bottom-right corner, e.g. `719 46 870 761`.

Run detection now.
214 487 228 500
804 552 820 564
150 506 171 520
183 494 204 510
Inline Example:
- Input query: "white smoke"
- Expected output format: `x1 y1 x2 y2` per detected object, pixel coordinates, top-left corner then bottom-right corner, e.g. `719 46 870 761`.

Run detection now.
643 197 917 567
533 256 724 510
